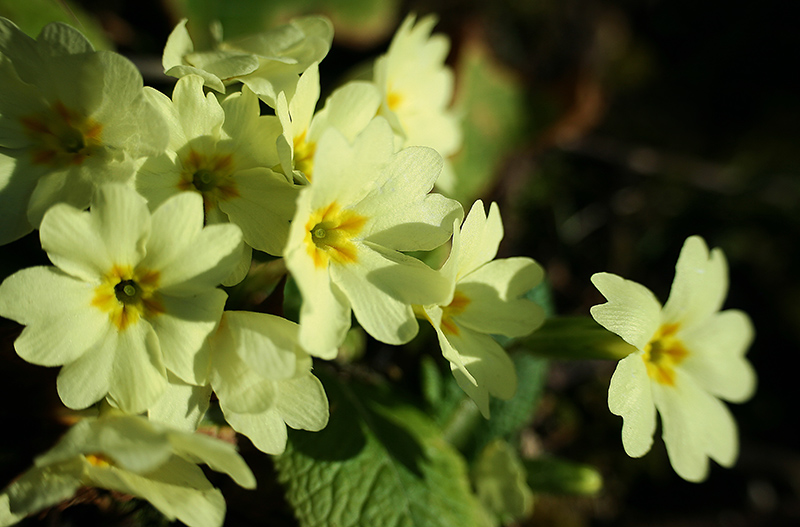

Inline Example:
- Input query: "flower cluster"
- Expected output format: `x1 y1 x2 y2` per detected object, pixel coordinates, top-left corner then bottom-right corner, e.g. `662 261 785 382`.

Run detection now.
0 13 546 525
1 8 758 524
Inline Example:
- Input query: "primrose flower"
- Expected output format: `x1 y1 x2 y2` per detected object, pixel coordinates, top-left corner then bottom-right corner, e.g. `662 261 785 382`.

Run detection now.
275 63 381 184
418 201 545 416
0 17 168 245
373 14 461 191
136 74 298 283
0 185 242 413
591 236 757 482
163 16 333 107
209 311 330 455
0 413 255 527
284 117 462 357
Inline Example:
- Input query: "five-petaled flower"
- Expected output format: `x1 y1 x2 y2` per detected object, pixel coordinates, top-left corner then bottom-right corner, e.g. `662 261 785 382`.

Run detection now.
0 184 242 413
417 200 545 416
591 235 757 482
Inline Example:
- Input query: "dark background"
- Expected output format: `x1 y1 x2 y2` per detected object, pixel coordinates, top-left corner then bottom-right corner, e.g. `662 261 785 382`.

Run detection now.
1 0 798 525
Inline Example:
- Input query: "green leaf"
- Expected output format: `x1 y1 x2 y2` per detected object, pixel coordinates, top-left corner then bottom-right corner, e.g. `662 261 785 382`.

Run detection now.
524 456 603 496
516 316 637 361
274 369 484 527
448 35 528 206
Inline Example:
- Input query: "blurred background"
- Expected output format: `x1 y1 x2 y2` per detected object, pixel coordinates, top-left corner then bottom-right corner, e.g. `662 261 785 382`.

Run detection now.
1 0 798 525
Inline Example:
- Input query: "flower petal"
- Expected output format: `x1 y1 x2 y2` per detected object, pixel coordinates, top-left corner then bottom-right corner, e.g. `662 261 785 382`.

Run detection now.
149 289 226 385
455 257 545 338
608 353 657 458
40 204 109 281
590 272 662 351
107 321 167 414
148 374 212 432
210 319 278 414
218 167 298 256
157 222 243 295
445 328 517 412
91 184 151 268
680 309 756 403
662 235 728 328
332 245 420 345
168 431 256 489
225 311 298 380
276 373 329 431
653 372 738 482
90 458 226 527
224 408 288 456
139 191 203 274
56 326 116 409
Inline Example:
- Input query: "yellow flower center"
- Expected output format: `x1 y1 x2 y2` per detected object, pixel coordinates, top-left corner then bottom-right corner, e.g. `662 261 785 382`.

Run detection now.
305 202 367 269
440 291 471 336
20 101 103 167
642 323 689 386
91 265 164 330
84 453 113 468
293 131 316 180
387 91 403 111
178 149 239 213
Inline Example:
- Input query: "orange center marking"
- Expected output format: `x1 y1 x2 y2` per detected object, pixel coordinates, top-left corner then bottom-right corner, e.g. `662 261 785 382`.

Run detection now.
642 323 689 386
440 291 471 336
21 101 103 167
305 202 367 269
91 265 164 331
178 149 239 213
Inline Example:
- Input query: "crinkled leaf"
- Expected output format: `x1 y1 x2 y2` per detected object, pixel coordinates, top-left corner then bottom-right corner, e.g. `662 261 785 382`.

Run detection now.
274 369 483 527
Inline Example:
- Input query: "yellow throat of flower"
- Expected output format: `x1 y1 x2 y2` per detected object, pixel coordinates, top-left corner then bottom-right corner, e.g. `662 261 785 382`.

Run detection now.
178 149 240 212
642 323 689 386
305 201 367 269
440 291 471 336
21 101 103 168
91 265 164 330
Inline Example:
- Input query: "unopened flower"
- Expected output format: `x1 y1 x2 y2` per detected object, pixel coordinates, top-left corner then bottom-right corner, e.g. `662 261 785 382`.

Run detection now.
0 185 241 413
0 413 255 527
591 235 757 481
0 17 167 245
418 201 544 416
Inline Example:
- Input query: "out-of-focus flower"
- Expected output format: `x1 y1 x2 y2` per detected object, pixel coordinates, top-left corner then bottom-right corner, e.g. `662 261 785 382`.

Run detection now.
418 201 544 416
0 413 255 527
0 17 167 245
275 63 381 184
284 117 462 357
373 14 461 191
0 185 241 413
591 235 757 481
163 17 333 107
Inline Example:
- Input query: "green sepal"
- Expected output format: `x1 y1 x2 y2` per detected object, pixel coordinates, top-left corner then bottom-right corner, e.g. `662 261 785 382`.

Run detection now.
516 316 637 361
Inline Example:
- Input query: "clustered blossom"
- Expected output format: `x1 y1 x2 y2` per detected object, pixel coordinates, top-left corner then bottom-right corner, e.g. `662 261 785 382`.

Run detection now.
0 12 541 525
0 9 756 526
